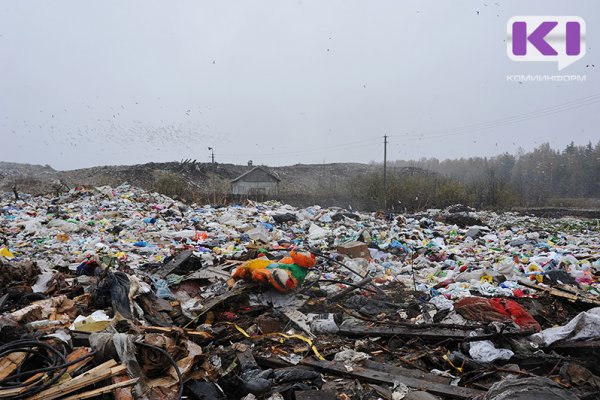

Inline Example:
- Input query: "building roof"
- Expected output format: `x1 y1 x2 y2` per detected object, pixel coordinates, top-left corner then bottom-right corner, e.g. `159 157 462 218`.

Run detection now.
231 166 281 183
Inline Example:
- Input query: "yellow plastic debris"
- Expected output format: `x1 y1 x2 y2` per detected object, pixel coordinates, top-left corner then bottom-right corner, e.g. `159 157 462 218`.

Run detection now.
0 247 15 259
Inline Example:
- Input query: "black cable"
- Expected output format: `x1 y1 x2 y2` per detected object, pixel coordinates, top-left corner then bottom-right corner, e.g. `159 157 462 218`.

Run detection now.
308 248 389 297
135 341 183 400
298 269 323 294
317 279 378 294
307 248 367 278
0 339 66 398
0 339 95 399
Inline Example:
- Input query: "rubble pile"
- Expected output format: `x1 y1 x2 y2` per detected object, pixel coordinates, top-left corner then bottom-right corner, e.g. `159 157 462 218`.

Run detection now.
0 184 599 400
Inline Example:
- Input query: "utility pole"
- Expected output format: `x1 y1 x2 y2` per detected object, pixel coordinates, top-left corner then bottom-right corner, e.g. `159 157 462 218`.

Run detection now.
383 135 388 210
207 147 216 204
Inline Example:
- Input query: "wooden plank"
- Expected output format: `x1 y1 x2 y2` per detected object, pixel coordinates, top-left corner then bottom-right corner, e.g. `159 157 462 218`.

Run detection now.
0 385 27 397
26 362 119 399
255 354 446 382
301 359 485 400
517 278 600 306
4 348 94 396
0 359 110 399
146 376 177 388
53 347 94 385
61 378 138 400
112 374 134 400
138 325 212 339
0 351 27 380
550 287 600 305
551 340 600 350
337 326 495 342
362 360 450 384
65 348 93 376
26 361 122 400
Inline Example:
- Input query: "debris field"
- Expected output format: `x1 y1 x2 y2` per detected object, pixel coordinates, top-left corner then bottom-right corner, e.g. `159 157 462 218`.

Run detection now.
1 184 599 400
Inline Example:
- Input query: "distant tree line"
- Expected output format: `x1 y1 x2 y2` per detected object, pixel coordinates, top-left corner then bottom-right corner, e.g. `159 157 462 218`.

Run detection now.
342 141 600 211
145 141 599 211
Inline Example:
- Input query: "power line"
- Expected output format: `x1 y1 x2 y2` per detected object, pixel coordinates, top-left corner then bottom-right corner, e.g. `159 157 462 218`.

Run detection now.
421 93 600 135
383 135 388 210
390 92 600 139
422 98 600 137
406 98 600 141
204 92 599 163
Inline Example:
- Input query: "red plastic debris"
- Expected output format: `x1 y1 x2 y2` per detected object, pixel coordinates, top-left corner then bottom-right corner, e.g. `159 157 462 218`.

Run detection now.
455 296 541 332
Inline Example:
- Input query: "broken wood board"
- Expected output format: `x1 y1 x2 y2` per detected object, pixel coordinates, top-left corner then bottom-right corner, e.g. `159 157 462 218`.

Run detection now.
19 347 94 389
26 360 124 400
112 374 135 400
0 351 27 380
517 278 600 306
362 359 450 384
58 347 94 384
61 378 138 400
301 359 485 399
146 375 177 389
551 340 600 350
138 325 213 340
0 360 116 399
337 325 497 342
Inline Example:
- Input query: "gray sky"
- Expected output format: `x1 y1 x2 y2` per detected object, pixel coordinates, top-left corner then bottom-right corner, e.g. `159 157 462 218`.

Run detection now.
0 0 598 170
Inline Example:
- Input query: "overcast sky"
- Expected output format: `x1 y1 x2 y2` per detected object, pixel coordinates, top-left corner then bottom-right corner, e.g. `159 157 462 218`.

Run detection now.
0 1 598 170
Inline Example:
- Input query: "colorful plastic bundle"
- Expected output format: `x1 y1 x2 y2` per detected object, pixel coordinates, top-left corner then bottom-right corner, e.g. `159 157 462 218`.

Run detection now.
232 252 315 292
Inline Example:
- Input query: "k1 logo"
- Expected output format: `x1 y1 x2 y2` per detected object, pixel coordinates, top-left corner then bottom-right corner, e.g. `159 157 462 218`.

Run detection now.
507 16 586 71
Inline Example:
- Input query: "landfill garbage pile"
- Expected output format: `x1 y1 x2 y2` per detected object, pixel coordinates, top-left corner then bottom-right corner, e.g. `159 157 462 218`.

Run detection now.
0 184 599 400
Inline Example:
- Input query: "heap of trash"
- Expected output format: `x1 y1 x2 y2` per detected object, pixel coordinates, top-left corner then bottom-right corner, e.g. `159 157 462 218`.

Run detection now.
0 183 599 400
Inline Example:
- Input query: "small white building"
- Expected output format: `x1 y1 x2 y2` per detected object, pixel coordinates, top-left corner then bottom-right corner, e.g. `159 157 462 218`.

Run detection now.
231 166 281 196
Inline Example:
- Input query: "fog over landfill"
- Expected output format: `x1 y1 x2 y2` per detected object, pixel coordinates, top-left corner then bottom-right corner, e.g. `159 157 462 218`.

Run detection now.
1 0 599 170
